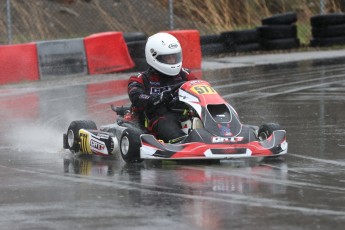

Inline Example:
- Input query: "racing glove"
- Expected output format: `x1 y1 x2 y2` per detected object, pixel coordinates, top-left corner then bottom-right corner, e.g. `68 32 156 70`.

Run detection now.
160 90 173 104
148 94 161 108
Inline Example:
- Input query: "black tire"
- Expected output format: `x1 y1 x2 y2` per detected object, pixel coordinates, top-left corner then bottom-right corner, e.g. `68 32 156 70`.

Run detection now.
262 12 297 25
201 43 228 56
127 40 146 59
229 42 261 52
132 57 149 71
66 120 97 153
311 13 345 27
120 129 142 163
221 29 258 47
200 34 222 45
310 36 345 47
257 25 297 40
123 32 147 43
258 123 282 140
312 24 345 38
260 38 300 50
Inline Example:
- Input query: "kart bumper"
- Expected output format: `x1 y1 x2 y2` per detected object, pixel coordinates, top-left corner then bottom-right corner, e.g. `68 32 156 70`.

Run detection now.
140 132 288 160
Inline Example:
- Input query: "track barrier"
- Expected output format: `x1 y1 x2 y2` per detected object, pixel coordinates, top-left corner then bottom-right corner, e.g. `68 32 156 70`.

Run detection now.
0 43 39 85
3 12 343 86
37 38 88 80
167 30 202 70
84 32 134 74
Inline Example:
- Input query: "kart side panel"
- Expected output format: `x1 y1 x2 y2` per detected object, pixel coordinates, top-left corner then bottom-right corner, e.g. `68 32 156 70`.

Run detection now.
77 129 114 156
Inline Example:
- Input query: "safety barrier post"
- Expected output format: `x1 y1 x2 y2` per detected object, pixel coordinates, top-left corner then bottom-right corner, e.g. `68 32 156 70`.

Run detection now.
84 32 135 74
0 43 39 85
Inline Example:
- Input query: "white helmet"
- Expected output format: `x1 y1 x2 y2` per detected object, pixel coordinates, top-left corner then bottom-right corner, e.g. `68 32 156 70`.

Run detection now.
145 32 182 76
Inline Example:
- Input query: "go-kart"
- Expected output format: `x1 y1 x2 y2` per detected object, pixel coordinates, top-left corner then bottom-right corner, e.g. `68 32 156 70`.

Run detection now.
63 80 288 163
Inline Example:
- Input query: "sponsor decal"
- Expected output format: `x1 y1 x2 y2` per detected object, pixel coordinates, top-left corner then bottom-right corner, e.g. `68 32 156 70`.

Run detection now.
79 130 92 154
90 139 106 151
191 85 216 95
139 94 150 99
189 80 204 85
218 124 232 136
212 136 244 143
150 81 160 86
168 43 178 49
150 86 171 94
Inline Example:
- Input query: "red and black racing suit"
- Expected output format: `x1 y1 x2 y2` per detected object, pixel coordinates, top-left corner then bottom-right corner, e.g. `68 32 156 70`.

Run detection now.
128 67 197 142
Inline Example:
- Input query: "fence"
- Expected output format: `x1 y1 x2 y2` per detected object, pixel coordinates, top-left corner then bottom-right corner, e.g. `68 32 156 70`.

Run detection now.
0 0 342 46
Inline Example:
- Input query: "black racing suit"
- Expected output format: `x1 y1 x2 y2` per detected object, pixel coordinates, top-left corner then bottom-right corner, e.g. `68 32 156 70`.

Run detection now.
128 67 197 142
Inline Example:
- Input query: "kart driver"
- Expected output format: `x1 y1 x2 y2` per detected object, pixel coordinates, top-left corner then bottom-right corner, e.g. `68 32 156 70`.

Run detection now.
128 32 197 143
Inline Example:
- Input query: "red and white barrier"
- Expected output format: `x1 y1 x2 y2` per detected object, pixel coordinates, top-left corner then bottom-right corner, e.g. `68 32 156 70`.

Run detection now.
0 30 203 85
84 32 135 74
167 30 202 70
0 43 39 85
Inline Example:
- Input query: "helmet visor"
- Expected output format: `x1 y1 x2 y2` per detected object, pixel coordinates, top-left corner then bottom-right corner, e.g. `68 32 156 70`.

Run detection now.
156 52 182 65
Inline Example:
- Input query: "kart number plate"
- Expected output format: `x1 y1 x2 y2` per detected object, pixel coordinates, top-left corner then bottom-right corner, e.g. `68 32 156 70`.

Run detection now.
191 85 216 95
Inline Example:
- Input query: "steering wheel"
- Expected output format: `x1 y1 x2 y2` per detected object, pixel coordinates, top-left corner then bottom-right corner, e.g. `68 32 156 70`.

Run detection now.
167 81 187 112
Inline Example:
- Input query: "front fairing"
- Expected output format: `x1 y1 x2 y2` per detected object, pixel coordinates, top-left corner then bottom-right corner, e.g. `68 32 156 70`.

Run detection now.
202 103 242 137
179 80 242 137
140 80 288 159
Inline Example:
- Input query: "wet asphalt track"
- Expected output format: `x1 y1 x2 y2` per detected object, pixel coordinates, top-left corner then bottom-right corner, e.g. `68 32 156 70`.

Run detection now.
0 56 345 229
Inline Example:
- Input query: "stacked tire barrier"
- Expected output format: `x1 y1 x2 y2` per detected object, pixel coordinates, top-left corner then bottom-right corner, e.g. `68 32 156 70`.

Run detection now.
124 32 149 72
310 13 345 47
221 29 260 53
258 12 300 50
200 34 227 56
4 12 345 86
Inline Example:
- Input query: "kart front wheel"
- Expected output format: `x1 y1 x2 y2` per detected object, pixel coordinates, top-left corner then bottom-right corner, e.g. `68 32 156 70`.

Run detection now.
66 120 97 153
258 123 281 140
120 129 142 163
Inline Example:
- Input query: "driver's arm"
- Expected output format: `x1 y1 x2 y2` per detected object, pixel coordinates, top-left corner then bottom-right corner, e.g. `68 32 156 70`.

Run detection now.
128 75 150 109
128 75 162 112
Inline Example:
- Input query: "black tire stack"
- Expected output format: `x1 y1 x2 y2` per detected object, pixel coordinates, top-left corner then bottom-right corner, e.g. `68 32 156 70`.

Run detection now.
124 32 149 71
258 12 300 50
310 13 345 47
200 34 227 56
220 29 260 53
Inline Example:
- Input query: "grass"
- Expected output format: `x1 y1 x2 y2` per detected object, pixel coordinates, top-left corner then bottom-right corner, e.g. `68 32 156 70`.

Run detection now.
297 21 312 45
1 0 345 46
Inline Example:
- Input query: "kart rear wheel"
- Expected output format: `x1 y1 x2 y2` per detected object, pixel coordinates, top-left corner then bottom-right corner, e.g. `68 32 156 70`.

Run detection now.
66 120 97 153
258 123 281 140
120 129 142 163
